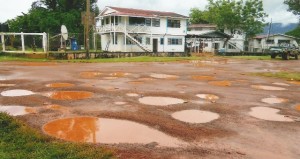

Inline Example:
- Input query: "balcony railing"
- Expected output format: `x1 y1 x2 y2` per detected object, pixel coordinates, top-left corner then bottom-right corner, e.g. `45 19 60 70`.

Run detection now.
96 24 151 34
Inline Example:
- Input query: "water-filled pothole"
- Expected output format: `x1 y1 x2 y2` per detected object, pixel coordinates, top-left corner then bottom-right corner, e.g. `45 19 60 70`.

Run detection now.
289 81 300 85
272 83 290 86
296 105 300 111
46 83 75 88
196 94 219 101
150 73 178 79
47 91 93 100
1 89 35 97
172 110 219 124
191 75 215 81
128 81 144 84
114 102 127 105
208 81 231 87
0 84 16 87
126 93 139 97
80 72 102 78
43 117 183 147
110 72 130 77
261 97 288 104
251 85 287 91
0 106 36 116
139 96 185 106
249 107 294 122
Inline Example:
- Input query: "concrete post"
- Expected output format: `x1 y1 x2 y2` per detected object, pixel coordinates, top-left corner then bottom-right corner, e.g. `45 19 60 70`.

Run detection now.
21 32 25 52
43 32 47 53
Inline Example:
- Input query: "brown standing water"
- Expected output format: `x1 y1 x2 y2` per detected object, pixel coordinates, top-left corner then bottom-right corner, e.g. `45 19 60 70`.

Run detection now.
208 81 232 87
46 83 75 88
47 91 93 100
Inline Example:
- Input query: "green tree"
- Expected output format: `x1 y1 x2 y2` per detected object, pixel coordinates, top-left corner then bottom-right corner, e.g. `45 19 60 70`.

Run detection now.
189 8 208 24
190 0 268 38
284 0 300 15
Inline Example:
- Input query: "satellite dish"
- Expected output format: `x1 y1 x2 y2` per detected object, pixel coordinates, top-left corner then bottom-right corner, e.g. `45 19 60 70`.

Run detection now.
61 25 68 40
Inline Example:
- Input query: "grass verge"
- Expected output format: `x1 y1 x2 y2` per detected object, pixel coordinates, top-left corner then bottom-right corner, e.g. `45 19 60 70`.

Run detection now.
252 72 300 81
0 113 114 159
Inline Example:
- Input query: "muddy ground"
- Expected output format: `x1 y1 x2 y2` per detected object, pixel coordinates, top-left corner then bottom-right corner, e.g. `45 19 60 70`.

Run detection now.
0 58 299 159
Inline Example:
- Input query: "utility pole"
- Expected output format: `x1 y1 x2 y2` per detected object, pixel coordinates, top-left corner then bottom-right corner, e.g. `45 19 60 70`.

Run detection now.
85 0 90 59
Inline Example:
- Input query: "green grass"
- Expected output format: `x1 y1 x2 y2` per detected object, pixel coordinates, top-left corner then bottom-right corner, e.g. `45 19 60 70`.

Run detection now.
224 56 271 60
0 113 114 159
0 55 203 63
252 72 300 81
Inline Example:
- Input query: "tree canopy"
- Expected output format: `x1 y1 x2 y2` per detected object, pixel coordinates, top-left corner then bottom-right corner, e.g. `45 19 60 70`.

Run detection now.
284 0 300 16
189 0 268 38
7 0 99 34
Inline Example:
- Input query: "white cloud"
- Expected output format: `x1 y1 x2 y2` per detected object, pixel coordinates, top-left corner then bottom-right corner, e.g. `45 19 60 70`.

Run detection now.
0 0 35 22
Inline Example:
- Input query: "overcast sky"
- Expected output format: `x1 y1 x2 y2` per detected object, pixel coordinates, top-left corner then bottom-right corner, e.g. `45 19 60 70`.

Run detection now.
0 0 298 24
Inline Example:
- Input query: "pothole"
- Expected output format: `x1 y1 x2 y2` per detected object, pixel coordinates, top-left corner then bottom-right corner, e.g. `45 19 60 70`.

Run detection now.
139 96 185 106
80 72 102 78
114 102 127 105
208 81 231 87
249 107 294 122
110 72 130 77
261 97 288 104
172 110 219 124
196 94 219 101
0 84 16 87
150 73 178 79
43 117 183 147
126 93 139 97
128 81 144 84
296 105 300 111
272 83 290 86
251 85 287 91
289 81 300 85
102 77 118 80
191 75 215 81
46 83 75 88
1 89 35 97
0 106 36 116
47 91 93 100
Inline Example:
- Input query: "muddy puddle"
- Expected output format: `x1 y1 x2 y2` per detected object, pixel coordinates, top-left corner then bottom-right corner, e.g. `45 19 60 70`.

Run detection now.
43 117 183 147
46 83 75 88
0 84 16 87
79 72 102 78
208 81 232 87
0 106 36 116
45 105 68 111
172 110 219 124
251 85 287 91
47 91 93 100
191 75 215 81
289 81 300 85
137 78 156 81
128 81 144 84
150 73 178 79
1 89 35 97
196 94 219 101
139 96 185 106
272 83 290 86
126 93 139 97
296 105 300 111
249 107 294 122
261 97 288 104
110 72 130 77
114 102 127 105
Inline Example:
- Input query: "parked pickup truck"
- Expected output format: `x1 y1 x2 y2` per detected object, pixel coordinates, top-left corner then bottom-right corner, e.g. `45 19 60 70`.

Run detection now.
269 45 299 60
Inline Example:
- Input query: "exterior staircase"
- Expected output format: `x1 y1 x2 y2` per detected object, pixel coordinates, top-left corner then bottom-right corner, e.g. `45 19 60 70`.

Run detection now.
124 32 151 52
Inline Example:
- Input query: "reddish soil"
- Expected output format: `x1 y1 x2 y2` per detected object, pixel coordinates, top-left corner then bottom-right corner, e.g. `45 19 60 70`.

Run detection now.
0 57 300 159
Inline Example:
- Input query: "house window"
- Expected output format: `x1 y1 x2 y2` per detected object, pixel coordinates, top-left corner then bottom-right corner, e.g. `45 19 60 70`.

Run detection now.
168 38 182 45
105 18 109 24
266 40 275 44
152 19 160 27
146 37 151 45
160 38 164 45
145 18 151 26
228 43 236 49
110 16 121 25
167 19 181 28
129 17 146 25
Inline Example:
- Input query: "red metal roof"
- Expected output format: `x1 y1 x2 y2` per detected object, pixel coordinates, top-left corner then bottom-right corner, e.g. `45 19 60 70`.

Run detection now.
103 6 188 18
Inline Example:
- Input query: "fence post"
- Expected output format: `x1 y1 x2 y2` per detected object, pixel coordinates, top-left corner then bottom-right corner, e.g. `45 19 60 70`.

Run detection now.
21 32 25 52
1 33 5 52
43 32 47 53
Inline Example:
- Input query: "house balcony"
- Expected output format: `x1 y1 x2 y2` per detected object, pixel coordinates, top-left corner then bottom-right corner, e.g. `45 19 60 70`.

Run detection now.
96 24 151 34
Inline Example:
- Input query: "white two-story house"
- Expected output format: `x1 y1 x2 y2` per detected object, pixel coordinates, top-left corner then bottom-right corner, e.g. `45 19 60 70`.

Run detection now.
96 6 189 52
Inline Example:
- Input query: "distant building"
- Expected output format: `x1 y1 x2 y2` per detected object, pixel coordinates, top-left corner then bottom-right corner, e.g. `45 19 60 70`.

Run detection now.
187 24 245 53
96 6 189 53
249 34 299 52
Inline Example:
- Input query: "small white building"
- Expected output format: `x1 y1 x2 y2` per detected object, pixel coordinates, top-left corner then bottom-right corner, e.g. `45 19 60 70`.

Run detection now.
249 34 299 52
96 6 189 53
187 24 246 53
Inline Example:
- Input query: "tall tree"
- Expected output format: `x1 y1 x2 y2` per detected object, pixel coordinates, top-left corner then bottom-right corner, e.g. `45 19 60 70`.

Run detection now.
284 0 300 16
190 0 268 38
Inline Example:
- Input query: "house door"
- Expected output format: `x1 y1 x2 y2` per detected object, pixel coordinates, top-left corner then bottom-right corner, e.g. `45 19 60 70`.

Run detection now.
153 39 158 52
214 43 220 50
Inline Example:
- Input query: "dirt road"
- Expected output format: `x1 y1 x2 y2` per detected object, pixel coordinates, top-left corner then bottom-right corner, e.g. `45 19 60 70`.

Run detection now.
0 58 299 159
